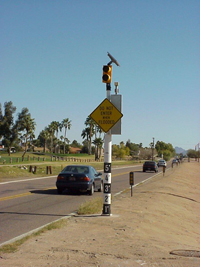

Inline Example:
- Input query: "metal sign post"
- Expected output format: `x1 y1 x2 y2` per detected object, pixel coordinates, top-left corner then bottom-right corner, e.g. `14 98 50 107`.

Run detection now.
102 83 112 215
90 52 121 216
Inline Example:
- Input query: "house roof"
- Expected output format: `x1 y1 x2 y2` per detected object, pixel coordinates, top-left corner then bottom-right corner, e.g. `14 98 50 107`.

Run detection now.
69 147 81 153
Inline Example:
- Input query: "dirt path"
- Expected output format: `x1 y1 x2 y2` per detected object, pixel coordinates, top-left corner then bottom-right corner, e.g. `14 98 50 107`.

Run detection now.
1 160 200 267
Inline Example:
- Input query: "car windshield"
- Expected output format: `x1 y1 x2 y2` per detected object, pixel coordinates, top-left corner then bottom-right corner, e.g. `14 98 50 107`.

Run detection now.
62 166 89 174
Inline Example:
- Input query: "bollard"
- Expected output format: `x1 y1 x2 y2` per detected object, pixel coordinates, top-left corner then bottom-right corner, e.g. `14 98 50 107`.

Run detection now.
49 166 52 174
129 172 134 197
34 166 37 173
163 166 166 176
46 166 49 174
29 165 32 172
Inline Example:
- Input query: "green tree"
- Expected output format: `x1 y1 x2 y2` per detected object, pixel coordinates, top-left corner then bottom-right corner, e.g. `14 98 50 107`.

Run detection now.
48 121 59 153
82 116 95 155
38 127 50 153
112 142 128 159
16 107 36 159
92 137 103 160
71 140 81 148
125 139 140 157
155 141 175 160
47 124 54 153
60 118 72 154
187 149 198 158
81 127 90 153
0 101 18 155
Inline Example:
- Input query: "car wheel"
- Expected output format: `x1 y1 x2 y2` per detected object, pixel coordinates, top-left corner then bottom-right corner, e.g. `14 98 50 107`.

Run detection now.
89 184 94 195
57 188 63 194
98 182 103 192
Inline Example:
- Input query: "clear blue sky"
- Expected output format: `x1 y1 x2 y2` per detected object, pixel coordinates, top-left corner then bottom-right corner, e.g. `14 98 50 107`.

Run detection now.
1 0 199 150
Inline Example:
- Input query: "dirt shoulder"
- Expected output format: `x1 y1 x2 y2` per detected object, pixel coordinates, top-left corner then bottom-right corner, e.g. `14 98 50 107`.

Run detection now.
1 160 200 267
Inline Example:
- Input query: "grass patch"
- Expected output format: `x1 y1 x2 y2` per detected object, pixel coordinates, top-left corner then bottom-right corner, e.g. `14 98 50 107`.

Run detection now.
77 197 103 215
0 219 68 254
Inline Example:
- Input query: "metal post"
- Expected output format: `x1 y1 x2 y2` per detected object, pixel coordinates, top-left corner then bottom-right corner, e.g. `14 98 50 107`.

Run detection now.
152 137 155 161
102 83 112 216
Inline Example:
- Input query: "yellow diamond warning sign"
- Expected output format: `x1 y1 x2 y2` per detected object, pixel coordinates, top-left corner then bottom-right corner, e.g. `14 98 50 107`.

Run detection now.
90 98 123 133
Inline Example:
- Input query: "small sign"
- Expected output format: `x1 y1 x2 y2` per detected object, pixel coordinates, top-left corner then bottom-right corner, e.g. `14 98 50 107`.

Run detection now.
104 162 111 173
104 183 111 193
90 98 123 133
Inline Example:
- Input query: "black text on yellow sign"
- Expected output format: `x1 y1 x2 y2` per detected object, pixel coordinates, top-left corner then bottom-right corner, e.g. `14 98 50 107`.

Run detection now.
90 98 123 133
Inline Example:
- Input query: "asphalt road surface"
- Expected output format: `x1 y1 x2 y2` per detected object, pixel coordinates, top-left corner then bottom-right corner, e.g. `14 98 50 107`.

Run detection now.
0 164 168 245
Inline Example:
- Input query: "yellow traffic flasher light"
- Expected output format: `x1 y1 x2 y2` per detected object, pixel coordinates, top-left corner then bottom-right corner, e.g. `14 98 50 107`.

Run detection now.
102 65 112 83
129 172 134 185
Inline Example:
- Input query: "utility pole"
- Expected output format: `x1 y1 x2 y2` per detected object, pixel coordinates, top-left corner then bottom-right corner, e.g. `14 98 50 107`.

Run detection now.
152 137 155 161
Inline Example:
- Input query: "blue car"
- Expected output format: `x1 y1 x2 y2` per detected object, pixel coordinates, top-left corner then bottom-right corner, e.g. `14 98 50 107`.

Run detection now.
56 165 103 195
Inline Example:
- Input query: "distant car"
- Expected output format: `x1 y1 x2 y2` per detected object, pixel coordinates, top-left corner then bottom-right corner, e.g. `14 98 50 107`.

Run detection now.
143 161 158 173
56 165 103 195
157 159 167 167
172 159 178 164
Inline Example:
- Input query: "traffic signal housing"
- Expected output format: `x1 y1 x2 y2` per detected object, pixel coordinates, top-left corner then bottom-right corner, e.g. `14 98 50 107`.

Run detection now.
102 65 112 83
129 172 134 185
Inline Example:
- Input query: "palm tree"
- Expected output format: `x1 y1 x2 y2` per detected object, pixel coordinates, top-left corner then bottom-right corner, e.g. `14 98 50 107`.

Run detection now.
48 121 62 153
54 121 60 139
16 108 36 158
0 101 18 156
60 118 71 154
84 116 95 155
81 127 90 153
39 128 50 153
47 122 55 153
92 137 103 160
96 124 103 138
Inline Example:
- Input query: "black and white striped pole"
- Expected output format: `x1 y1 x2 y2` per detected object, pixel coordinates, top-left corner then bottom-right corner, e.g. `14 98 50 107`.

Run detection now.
102 53 120 216
102 83 112 215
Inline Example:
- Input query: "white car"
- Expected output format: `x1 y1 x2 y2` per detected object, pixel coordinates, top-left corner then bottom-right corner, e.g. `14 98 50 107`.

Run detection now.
157 159 167 167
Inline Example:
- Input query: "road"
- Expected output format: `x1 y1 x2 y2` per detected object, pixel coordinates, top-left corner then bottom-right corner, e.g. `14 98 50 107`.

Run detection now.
0 164 167 245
